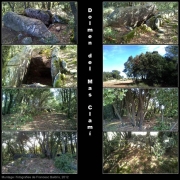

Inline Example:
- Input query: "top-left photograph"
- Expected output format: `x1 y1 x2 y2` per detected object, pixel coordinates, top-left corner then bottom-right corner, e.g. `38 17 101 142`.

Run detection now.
1 2 77 45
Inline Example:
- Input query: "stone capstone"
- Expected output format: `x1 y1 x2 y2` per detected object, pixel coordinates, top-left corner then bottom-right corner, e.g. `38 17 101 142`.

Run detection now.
105 3 157 28
3 12 52 38
24 8 52 25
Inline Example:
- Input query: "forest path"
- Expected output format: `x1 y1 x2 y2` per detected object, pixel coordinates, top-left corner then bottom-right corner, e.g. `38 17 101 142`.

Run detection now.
103 117 153 131
2 157 77 174
103 145 178 173
20 112 77 131
103 80 135 88
2 112 77 131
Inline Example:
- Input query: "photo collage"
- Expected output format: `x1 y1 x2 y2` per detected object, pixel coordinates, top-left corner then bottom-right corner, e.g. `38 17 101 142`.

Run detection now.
1 1 179 176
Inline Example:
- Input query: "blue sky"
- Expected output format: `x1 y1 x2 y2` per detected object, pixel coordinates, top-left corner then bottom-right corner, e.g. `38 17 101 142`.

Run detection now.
103 45 168 77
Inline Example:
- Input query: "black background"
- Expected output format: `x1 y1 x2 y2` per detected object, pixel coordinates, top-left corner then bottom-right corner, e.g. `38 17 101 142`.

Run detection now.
78 1 103 176
2 1 179 179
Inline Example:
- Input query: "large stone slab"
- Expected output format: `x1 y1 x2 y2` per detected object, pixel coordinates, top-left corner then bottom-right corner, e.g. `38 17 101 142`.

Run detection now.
51 47 60 85
104 3 157 28
3 11 52 38
4 46 32 87
24 8 52 25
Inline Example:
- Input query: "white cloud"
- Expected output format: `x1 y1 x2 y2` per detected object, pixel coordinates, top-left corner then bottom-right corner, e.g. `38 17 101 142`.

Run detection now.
142 45 168 56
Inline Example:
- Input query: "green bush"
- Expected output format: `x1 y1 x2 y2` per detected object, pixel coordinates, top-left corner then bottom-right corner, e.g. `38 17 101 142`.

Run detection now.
54 153 73 172
19 115 33 124
103 27 118 44
153 120 169 130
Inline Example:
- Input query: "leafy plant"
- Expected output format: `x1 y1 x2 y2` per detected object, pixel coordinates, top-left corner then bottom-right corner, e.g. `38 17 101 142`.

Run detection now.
103 27 118 43
153 121 169 130
54 153 73 172
19 115 33 125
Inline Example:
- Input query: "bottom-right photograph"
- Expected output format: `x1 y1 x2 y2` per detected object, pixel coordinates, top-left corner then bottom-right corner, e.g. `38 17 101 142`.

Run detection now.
103 131 178 174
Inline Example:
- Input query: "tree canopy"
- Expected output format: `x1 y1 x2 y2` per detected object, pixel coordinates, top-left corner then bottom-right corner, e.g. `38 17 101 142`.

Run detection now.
123 46 178 86
103 88 178 131
103 70 122 81
2 88 77 130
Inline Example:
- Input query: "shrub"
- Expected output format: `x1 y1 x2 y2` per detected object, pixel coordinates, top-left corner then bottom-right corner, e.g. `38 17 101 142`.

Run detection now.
54 153 73 172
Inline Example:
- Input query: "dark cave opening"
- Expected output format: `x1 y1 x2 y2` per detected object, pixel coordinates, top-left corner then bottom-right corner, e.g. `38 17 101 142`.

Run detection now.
22 55 52 87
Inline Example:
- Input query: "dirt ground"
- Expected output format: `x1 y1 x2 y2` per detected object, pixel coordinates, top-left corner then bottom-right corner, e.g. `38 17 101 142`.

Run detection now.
103 14 178 44
103 146 178 173
103 116 178 131
2 112 77 131
103 80 135 88
2 157 77 174
2 23 74 45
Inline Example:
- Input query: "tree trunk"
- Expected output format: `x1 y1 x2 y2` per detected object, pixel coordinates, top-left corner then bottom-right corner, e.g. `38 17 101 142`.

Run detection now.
3 91 8 114
65 133 68 153
138 89 144 130
127 132 131 138
67 88 72 118
61 132 65 154
7 93 14 114
70 133 75 154
41 2 46 9
8 2 14 12
112 104 122 121
24 2 26 9
27 2 30 8
70 2 77 43
74 133 77 153
47 2 51 10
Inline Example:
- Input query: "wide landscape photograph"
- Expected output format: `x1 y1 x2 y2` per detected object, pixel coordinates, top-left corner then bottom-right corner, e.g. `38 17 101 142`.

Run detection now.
103 45 178 87
2 131 77 174
2 1 77 44
103 88 178 131
2 45 77 88
103 132 178 174
103 2 178 44
2 88 77 131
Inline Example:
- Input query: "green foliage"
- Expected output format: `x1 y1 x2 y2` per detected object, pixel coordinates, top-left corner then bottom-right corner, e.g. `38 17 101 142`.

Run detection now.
103 104 114 120
153 121 170 131
154 89 178 117
40 154 46 158
54 79 63 88
103 27 118 44
54 153 73 172
39 48 51 57
122 24 152 43
122 30 136 43
54 73 66 88
159 159 178 173
152 143 165 157
123 49 178 86
103 88 127 106
43 34 58 44
57 15 69 24
103 6 114 17
165 45 178 61
103 2 178 10
19 115 33 124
